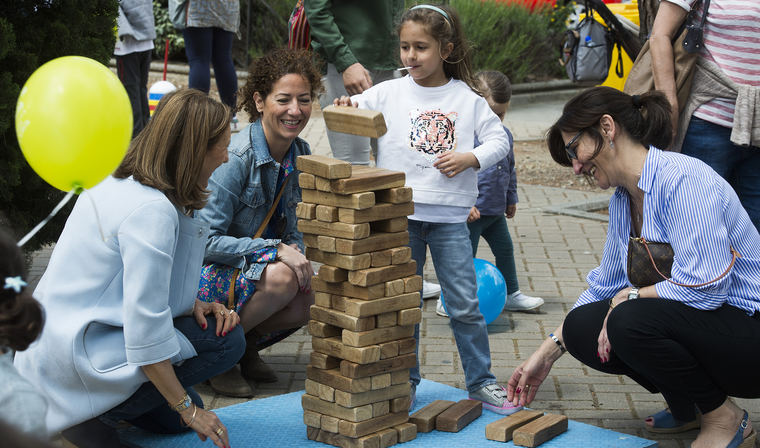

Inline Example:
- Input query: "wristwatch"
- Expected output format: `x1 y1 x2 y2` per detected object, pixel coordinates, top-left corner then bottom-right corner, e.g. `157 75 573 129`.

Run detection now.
171 393 193 412
627 287 640 301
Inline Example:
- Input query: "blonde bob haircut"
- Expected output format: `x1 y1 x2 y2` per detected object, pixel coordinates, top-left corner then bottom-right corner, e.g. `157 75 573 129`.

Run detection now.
114 89 230 211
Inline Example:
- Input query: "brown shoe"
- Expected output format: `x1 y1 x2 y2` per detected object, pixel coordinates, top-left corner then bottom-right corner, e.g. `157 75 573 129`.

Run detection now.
240 346 279 383
207 366 255 398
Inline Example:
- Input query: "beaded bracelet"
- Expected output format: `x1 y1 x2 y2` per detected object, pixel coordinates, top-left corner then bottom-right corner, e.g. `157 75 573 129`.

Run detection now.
549 333 566 354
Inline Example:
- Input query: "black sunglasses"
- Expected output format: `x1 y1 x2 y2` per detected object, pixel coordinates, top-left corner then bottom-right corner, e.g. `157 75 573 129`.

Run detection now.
564 130 584 161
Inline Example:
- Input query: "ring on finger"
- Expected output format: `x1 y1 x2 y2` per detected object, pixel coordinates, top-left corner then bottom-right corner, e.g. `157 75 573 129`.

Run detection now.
216 427 224 436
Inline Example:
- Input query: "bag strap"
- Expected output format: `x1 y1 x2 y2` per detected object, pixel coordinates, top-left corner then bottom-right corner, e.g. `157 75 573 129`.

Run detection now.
227 175 293 309
636 237 741 288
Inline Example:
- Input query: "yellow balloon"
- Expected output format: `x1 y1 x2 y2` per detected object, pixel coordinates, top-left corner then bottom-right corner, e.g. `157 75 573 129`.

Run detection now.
15 56 132 192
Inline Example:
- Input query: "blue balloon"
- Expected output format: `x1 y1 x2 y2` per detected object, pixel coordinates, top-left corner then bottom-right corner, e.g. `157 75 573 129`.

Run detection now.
440 258 507 324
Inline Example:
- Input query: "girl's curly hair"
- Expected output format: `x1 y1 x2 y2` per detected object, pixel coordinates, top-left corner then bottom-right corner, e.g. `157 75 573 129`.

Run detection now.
238 48 324 122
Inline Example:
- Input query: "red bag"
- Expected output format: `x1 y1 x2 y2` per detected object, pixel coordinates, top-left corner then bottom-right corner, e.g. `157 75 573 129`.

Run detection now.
288 0 310 50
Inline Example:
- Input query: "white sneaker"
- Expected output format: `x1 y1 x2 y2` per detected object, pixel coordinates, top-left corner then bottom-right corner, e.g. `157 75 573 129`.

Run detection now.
504 291 544 312
422 280 441 299
435 298 449 317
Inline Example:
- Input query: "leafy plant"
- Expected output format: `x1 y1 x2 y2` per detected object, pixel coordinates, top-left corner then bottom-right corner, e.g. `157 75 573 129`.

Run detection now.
153 0 185 61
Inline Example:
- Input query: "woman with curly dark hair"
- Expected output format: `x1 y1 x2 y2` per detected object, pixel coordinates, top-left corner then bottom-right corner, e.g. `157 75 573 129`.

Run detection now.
195 48 323 397
0 227 46 436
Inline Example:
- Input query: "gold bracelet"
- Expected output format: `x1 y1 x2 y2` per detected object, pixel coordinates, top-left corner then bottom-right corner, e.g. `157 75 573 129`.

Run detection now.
181 404 198 427
171 393 192 412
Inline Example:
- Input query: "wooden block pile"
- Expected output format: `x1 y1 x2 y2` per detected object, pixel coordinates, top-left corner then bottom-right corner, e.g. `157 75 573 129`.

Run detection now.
486 410 568 447
409 399 482 434
296 155 420 448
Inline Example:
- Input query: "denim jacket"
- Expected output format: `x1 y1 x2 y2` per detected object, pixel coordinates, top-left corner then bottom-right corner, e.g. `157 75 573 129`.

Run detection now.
196 120 310 281
474 126 518 215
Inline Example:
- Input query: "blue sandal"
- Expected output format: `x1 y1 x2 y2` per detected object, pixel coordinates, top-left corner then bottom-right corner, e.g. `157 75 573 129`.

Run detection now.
645 408 700 434
727 410 756 448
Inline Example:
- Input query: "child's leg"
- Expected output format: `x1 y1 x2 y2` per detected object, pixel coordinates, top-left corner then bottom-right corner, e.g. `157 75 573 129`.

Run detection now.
480 215 520 295
407 219 428 387
428 221 497 392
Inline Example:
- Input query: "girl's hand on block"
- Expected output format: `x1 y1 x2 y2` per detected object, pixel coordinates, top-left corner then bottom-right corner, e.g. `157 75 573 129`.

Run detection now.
333 96 357 107
433 152 479 177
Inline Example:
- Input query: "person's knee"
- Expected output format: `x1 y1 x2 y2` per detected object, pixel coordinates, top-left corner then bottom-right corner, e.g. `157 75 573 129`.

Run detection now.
261 262 299 298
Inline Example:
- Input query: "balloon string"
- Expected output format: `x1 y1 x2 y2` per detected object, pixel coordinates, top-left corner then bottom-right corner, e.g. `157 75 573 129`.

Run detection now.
17 189 76 247
86 190 107 242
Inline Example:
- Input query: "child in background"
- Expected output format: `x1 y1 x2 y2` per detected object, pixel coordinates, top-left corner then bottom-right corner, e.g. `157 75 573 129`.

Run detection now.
335 4 520 414
436 71 544 317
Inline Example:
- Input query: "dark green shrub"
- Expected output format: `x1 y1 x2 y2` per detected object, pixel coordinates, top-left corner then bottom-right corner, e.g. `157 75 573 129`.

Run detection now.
153 0 185 61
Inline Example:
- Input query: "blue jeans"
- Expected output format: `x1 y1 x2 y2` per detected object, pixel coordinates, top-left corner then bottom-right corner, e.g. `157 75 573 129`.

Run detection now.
468 215 520 295
408 219 496 392
102 316 245 433
182 27 238 109
681 117 760 231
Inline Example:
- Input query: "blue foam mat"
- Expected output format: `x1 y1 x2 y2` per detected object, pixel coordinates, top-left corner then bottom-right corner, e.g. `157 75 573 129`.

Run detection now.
120 379 656 447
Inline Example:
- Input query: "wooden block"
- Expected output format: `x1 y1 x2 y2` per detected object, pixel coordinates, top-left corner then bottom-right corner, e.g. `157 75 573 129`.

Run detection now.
303 233 319 249
371 217 407 233
309 320 342 338
349 261 417 287
371 373 391 390
318 382 337 402
309 427 381 448
384 279 405 297
334 231 409 255
372 400 390 418
341 353 417 378
512 414 568 447
307 366 371 393
403 275 423 293
304 409 322 428
312 336 381 364
376 312 397 328
435 399 482 432
485 410 544 442
394 422 417 443
298 219 370 240
321 415 340 433
318 235 337 252
377 427 398 448
390 395 411 413
311 305 376 332
299 172 316 190
315 175 333 192
302 394 373 422
342 325 415 348
311 351 341 370
329 166 405 194
307 247 372 271
409 400 456 433
316 205 340 222
312 277 386 300
322 105 387 139
370 249 392 268
296 202 317 219
307 425 319 441
390 369 410 385
302 189 375 211
338 202 414 224
378 341 399 359
297 154 352 179
339 412 408 438
398 338 416 355
315 292 333 308
375 187 413 204
397 308 421 326
389 247 412 265
333 293 420 318
304 378 320 398
319 265 348 283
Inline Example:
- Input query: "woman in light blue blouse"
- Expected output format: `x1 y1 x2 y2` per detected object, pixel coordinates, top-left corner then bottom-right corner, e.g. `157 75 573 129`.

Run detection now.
506 87 760 448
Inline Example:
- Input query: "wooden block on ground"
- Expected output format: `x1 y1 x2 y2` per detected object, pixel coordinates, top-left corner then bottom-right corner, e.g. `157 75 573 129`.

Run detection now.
307 247 372 271
331 293 420 318
316 205 340 222
315 175 333 192
318 235 337 252
389 247 412 265
390 369 409 385
370 249 393 268
309 320 342 338
349 261 418 287
397 308 421 326
312 336 381 365
319 265 348 283
512 414 568 447
304 410 322 428
398 338 416 354
371 373 391 390
342 325 415 347
375 187 413 204
311 351 340 370
299 172 316 189
485 410 544 442
379 341 399 359
390 395 411 413
376 312 397 328
435 399 482 432
322 105 387 139
339 412 409 438
298 219 370 240
394 422 417 443
302 394 373 422
409 400 456 433
312 277 386 300
403 275 423 293
370 217 408 233
339 202 414 224
308 426 381 448
372 400 390 418
296 202 317 220
302 189 375 211
377 427 398 448
321 415 340 433
341 352 417 378
311 305 376 332
329 166 405 194
384 279 405 297
306 366 371 393
297 154 352 179
334 231 409 255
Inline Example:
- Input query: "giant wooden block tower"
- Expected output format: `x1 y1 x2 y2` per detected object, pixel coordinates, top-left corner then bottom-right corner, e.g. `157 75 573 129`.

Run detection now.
296 153 420 448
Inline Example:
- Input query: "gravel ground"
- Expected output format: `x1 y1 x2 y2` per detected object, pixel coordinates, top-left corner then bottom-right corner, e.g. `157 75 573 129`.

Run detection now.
514 140 603 192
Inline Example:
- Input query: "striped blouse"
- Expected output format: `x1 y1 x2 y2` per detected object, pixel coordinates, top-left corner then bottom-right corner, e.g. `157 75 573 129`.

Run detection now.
665 0 760 129
573 147 760 315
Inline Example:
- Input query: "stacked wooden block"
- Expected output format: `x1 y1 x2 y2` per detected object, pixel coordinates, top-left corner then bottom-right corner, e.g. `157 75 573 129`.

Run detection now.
296 155 420 448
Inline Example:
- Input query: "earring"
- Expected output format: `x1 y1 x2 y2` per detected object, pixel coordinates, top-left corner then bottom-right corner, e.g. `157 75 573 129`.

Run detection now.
609 139 615 149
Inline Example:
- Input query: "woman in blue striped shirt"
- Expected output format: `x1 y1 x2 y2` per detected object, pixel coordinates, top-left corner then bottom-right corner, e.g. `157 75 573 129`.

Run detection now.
506 87 760 448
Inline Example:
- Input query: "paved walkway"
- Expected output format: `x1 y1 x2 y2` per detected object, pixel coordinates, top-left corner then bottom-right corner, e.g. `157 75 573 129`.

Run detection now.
29 72 759 448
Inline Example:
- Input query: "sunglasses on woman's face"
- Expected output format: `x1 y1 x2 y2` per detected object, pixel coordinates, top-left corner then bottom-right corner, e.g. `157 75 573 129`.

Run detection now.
565 130 584 160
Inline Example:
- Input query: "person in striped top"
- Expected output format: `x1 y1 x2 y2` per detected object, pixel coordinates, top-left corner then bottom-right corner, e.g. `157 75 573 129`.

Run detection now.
650 0 760 231
507 87 760 448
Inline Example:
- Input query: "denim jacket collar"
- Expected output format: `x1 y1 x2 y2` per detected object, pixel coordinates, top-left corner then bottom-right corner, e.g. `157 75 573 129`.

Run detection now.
249 120 275 169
